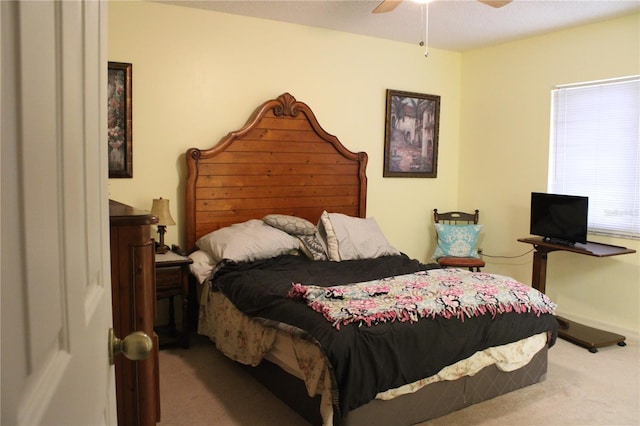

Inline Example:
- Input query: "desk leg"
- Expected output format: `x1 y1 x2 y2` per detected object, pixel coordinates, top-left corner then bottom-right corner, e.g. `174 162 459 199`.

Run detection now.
531 249 548 293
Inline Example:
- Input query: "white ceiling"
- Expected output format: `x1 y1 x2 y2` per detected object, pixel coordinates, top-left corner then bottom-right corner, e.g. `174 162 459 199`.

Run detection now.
155 0 639 51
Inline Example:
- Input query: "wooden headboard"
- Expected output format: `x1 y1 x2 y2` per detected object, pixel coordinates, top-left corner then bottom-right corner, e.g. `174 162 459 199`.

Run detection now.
185 93 368 252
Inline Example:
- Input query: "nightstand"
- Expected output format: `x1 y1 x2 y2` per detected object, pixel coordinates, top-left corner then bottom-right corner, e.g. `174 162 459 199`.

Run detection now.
155 250 193 349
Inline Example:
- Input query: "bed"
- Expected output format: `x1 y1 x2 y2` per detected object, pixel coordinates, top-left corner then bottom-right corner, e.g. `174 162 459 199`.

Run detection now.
184 93 558 426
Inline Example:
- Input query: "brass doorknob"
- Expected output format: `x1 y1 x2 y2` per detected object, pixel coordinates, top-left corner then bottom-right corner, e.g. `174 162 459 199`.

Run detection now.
108 328 153 365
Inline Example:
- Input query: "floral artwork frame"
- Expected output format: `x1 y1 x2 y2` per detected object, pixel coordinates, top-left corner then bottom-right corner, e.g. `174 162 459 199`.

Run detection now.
108 61 133 178
383 89 440 178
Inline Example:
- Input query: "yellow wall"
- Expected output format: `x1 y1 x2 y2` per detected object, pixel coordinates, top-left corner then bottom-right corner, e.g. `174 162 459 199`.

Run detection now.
109 1 639 337
108 0 461 262
459 13 640 337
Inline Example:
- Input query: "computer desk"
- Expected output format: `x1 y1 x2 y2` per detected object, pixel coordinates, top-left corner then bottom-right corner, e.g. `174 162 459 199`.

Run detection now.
518 236 636 353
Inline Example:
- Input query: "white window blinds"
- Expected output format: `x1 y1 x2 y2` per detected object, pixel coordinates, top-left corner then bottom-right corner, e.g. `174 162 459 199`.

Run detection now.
549 76 640 239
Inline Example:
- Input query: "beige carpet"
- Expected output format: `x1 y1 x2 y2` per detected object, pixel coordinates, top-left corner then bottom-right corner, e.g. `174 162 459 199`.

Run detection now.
158 334 639 426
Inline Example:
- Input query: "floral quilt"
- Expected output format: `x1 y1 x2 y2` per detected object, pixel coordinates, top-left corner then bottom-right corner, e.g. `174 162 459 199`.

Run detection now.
289 268 557 329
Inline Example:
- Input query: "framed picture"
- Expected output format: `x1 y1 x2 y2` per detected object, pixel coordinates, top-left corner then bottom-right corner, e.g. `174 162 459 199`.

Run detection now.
108 61 133 178
383 89 440 178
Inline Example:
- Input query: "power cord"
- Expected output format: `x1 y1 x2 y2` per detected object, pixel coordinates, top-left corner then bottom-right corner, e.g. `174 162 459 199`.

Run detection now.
479 248 534 259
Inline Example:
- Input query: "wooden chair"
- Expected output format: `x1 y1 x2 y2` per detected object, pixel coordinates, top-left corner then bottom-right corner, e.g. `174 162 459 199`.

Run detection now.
433 209 485 272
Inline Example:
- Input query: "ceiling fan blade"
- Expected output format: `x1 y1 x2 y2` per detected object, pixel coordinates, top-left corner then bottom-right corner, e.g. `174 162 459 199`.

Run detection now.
478 0 512 8
372 0 402 14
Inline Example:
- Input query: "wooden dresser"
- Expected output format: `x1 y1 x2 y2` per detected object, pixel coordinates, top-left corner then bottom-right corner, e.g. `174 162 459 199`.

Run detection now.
109 200 160 425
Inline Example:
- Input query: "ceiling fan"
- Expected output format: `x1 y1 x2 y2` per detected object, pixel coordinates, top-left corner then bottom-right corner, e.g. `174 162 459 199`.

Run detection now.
373 0 512 14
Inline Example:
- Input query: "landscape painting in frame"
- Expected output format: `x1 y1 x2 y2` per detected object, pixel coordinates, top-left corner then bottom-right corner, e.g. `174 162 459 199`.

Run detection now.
383 89 440 178
108 61 133 178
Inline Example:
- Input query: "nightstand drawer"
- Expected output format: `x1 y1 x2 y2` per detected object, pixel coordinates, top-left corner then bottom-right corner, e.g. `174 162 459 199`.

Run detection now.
156 267 182 290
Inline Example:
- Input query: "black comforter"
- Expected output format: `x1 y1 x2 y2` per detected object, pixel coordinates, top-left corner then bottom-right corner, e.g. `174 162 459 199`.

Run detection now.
210 254 558 417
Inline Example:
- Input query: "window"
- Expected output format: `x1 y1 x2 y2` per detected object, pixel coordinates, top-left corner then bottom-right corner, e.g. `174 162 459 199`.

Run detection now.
549 76 640 239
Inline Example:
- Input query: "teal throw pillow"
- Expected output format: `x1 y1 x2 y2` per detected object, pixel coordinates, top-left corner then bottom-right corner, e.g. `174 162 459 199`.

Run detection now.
432 224 482 259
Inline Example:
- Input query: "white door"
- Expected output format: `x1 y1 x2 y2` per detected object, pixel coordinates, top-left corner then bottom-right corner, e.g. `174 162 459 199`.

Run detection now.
1 1 117 424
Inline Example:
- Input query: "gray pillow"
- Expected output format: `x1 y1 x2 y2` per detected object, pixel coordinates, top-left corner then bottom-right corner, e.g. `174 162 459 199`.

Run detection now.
196 219 300 262
318 211 400 261
297 233 328 261
263 214 317 236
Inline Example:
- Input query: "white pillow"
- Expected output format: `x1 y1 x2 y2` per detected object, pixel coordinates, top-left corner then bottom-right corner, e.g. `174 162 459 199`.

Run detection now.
318 212 400 261
188 250 215 285
195 219 300 263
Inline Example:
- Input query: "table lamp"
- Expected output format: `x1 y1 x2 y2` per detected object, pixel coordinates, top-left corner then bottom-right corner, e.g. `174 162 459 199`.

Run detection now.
150 197 176 254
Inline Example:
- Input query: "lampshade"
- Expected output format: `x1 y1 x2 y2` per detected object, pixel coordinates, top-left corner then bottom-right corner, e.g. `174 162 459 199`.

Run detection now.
150 198 176 227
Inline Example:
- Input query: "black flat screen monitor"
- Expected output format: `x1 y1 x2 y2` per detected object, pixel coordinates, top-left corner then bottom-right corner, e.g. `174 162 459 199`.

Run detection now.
530 192 589 245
